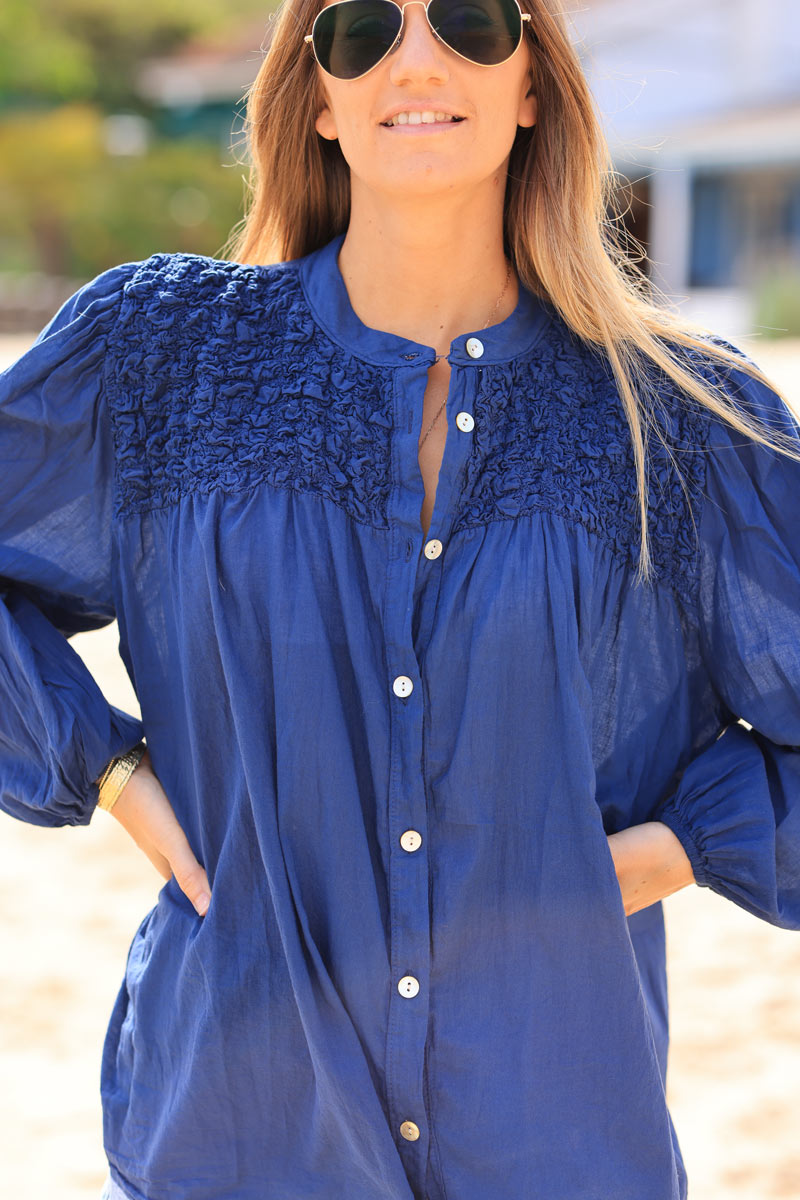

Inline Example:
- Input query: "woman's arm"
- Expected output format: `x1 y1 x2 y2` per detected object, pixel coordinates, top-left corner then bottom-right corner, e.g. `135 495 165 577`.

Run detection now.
0 264 212 916
607 821 696 916
109 747 212 915
0 265 146 824
646 359 800 929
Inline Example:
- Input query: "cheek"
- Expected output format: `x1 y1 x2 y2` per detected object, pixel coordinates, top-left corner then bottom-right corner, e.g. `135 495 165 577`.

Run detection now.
321 88 373 150
333 116 374 167
475 97 526 155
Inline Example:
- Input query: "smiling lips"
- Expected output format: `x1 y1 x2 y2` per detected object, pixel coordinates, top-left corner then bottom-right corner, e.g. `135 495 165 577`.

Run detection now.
381 110 467 128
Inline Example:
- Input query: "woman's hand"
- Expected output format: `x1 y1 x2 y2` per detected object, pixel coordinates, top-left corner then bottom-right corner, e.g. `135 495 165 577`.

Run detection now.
106 747 212 916
607 821 696 916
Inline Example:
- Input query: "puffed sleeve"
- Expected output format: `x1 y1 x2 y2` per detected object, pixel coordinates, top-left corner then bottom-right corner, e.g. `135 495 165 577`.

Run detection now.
0 261 146 828
653 354 800 929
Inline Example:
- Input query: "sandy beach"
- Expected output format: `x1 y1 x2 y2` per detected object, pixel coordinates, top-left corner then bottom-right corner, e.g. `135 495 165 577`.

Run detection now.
1 333 799 1199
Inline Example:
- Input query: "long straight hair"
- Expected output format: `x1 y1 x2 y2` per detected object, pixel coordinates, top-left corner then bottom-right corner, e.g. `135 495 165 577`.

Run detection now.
221 0 800 583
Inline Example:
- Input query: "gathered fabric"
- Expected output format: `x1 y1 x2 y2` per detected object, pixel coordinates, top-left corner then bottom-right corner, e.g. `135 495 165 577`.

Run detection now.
1 232 800 1200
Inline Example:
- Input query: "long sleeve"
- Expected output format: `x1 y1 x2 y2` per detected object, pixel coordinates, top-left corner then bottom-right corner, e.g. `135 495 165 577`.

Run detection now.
0 261 146 827
654 357 800 929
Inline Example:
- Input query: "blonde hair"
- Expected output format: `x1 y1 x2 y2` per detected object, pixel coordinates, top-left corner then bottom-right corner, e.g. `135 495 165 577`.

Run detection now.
220 0 800 583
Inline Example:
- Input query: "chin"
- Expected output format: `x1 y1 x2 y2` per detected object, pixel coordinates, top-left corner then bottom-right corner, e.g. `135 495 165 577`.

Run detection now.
366 159 484 196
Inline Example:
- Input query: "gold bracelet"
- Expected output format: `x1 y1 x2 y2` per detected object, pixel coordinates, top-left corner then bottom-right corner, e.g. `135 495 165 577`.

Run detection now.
96 742 147 813
94 741 145 792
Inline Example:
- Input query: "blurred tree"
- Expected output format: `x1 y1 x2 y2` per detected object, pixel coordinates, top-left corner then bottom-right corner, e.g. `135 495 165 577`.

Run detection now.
0 104 247 277
0 0 275 110
753 261 800 339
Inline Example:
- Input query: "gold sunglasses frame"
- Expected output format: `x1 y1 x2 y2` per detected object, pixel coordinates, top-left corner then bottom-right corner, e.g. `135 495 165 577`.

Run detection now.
304 0 532 79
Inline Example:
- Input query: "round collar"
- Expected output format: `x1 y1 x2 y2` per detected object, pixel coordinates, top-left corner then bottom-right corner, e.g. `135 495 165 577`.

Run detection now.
298 232 554 368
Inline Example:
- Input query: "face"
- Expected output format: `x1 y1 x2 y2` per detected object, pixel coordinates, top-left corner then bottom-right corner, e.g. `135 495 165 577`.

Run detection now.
312 0 538 202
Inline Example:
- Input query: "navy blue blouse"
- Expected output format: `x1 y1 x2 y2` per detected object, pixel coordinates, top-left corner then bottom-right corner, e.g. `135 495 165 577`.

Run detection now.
2 232 800 1200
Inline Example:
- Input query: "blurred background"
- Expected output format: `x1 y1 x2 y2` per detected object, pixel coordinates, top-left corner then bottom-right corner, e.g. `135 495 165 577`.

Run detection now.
1 0 799 1197
1 0 799 338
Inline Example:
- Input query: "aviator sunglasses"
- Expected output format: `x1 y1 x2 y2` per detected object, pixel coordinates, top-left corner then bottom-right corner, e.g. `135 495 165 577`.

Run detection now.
304 0 532 80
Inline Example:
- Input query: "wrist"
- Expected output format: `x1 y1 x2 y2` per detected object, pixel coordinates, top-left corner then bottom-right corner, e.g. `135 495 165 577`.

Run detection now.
607 820 696 916
651 820 696 890
96 741 147 814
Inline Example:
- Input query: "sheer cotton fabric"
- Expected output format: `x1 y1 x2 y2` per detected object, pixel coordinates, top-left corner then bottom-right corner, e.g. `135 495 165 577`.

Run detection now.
2 233 800 1200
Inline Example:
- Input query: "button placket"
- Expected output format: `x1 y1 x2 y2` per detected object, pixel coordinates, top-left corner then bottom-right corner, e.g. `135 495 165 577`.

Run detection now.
380 364 440 1180
384 358 480 1184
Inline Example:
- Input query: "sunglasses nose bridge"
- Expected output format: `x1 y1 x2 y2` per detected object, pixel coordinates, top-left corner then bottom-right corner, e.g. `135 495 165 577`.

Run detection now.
390 0 445 54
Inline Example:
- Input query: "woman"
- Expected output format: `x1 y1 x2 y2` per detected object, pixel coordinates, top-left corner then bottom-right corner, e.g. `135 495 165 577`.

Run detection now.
2 0 799 1196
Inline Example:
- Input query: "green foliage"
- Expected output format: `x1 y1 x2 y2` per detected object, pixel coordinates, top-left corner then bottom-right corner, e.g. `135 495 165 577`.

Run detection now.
0 2 95 104
0 0 276 109
752 262 800 339
0 105 248 277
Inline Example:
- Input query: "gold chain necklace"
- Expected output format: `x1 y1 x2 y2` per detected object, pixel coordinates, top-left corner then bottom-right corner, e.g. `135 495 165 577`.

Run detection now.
418 258 513 451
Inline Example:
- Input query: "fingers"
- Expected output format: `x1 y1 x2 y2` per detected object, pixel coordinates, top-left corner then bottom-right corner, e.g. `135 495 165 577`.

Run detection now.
110 761 212 916
168 825 213 916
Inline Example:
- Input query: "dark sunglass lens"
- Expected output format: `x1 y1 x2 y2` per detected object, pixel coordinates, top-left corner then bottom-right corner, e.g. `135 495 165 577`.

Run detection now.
313 0 403 78
429 0 521 65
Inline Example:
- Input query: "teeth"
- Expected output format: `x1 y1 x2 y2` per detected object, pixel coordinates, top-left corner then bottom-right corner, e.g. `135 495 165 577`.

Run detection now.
385 110 459 126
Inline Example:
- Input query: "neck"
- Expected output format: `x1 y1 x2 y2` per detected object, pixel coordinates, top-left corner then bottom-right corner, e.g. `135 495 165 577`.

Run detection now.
336 187 518 356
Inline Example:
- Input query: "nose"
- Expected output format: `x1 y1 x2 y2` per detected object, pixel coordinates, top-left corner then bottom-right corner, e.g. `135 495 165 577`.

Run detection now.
387 1 451 82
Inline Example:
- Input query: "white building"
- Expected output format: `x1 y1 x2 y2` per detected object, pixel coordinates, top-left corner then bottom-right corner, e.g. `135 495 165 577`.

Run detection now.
568 0 800 333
